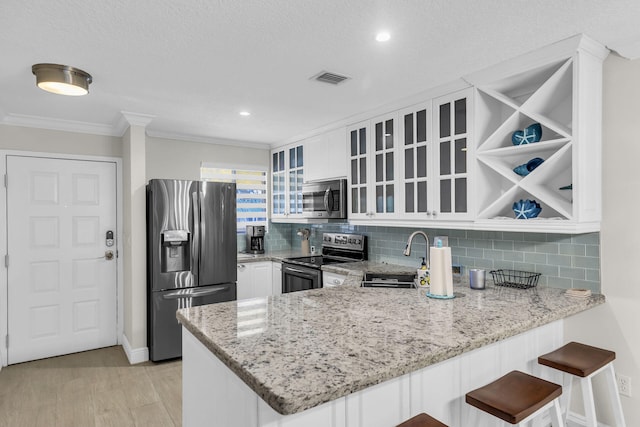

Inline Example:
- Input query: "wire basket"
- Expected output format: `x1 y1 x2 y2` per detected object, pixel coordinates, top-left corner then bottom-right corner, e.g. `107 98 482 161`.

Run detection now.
490 269 541 289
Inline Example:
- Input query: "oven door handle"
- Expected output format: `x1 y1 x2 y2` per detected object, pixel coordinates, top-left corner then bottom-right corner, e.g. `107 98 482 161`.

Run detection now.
285 266 313 275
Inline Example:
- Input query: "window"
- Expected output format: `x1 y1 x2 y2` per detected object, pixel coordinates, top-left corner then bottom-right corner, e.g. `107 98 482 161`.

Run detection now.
201 164 268 234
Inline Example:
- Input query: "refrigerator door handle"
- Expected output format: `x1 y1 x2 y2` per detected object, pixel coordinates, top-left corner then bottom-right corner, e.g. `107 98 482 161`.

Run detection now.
162 285 231 300
191 190 200 285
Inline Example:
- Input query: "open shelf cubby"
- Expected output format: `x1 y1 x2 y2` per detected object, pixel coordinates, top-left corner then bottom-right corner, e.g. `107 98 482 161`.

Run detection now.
472 52 580 225
468 34 607 232
477 139 571 184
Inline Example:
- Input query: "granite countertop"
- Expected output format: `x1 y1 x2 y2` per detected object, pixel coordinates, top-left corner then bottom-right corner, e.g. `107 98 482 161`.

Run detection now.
177 283 604 416
236 250 302 263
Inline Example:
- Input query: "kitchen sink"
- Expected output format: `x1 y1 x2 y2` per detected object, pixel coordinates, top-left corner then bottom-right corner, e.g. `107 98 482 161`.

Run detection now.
362 272 416 288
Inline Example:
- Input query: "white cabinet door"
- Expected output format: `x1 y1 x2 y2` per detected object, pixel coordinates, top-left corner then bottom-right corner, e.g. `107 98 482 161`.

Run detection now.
251 262 272 298
322 271 346 288
433 88 473 220
305 128 347 182
271 144 304 220
370 112 400 219
347 121 371 220
237 263 253 300
399 102 436 220
7 156 118 364
272 262 282 295
237 262 273 300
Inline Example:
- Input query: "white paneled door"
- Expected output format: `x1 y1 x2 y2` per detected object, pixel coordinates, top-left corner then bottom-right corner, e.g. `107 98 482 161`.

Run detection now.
6 156 118 364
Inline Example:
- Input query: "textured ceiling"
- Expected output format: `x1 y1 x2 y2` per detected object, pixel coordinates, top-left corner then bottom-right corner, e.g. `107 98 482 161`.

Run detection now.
1 0 640 146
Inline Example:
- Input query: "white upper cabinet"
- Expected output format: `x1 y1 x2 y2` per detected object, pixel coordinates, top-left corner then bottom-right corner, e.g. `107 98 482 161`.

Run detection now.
466 34 608 232
371 112 400 218
347 120 369 219
347 113 401 220
304 127 347 182
350 89 473 225
433 89 473 220
399 102 434 219
270 143 304 221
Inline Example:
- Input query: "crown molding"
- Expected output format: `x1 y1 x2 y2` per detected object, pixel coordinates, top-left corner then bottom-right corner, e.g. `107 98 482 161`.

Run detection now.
146 129 270 150
1 113 118 136
118 111 155 131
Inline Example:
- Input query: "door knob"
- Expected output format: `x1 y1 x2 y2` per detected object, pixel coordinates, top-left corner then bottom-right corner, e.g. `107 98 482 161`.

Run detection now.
105 250 114 261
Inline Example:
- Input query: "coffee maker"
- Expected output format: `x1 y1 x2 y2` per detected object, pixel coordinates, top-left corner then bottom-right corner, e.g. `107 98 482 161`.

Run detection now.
245 225 265 254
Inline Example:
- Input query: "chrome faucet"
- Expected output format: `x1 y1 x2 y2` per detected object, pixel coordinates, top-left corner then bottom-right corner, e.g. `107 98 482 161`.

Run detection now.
403 231 430 269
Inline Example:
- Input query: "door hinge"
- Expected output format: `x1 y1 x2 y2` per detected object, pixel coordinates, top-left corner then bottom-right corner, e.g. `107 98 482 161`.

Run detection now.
4 255 8 268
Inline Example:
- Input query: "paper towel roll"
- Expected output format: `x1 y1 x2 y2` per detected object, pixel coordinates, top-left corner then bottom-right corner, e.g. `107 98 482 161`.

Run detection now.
429 246 453 297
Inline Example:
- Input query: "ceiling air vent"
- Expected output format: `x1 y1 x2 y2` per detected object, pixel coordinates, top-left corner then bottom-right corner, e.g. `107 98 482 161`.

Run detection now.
312 71 351 85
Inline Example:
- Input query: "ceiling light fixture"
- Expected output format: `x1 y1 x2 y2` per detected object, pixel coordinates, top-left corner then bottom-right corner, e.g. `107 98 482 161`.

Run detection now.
376 31 391 42
239 111 251 116
32 63 92 96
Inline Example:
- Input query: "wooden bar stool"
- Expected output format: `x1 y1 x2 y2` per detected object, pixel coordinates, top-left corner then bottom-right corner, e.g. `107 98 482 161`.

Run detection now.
396 413 447 427
538 341 626 427
465 370 564 426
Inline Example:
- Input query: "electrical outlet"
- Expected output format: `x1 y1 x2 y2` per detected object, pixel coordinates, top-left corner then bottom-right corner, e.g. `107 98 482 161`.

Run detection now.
310 246 316 254
617 373 632 397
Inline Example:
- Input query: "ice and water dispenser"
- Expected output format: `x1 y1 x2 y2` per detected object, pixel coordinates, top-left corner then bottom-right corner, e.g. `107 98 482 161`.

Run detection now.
161 230 190 272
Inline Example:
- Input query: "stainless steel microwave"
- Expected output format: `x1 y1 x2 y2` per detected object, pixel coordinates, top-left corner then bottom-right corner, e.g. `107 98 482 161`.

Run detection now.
302 179 347 219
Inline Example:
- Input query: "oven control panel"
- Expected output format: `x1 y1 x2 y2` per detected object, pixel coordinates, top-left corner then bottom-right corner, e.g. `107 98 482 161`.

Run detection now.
322 233 366 251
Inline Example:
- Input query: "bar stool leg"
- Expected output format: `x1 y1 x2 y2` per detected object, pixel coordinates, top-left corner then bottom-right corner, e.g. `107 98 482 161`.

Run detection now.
563 374 573 425
604 364 627 427
549 398 564 427
580 376 598 427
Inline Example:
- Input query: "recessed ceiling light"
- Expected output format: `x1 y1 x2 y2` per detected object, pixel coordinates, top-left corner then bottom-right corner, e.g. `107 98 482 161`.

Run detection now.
239 111 251 116
376 32 391 42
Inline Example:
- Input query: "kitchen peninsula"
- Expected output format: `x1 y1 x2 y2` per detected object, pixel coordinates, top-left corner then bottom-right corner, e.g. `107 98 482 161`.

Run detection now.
177 277 604 427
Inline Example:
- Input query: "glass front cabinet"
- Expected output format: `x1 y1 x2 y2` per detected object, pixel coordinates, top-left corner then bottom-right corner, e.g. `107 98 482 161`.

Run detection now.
433 89 472 220
349 88 472 223
347 113 400 220
271 144 304 220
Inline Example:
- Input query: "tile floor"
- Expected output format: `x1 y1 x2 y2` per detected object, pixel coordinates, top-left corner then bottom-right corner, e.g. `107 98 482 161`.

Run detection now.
0 346 181 427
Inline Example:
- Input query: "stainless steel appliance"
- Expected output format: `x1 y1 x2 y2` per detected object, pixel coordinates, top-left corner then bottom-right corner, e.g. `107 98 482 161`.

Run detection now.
302 179 347 219
245 225 265 254
282 232 366 293
147 179 237 361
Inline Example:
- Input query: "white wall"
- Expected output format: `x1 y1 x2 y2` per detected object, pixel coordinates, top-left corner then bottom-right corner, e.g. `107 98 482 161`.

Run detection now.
146 136 269 181
0 124 122 157
564 53 640 425
122 124 148 360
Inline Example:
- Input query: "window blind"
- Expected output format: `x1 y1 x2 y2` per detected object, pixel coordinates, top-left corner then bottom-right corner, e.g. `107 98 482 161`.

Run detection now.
200 165 268 234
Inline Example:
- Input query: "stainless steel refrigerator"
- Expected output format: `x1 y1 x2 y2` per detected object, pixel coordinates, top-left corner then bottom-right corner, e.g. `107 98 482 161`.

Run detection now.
147 179 237 361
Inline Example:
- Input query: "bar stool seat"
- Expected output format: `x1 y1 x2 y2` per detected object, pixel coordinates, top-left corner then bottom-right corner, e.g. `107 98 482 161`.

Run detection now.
396 413 447 427
538 341 626 427
465 370 564 425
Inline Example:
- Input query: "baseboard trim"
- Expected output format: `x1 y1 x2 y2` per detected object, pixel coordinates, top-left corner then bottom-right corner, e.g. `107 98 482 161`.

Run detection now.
122 334 149 365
